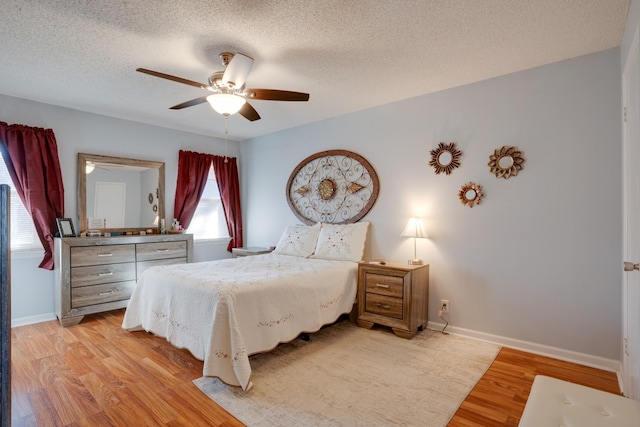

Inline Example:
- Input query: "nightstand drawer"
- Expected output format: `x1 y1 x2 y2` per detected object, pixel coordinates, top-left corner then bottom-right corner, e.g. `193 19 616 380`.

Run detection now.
365 293 403 319
364 273 403 298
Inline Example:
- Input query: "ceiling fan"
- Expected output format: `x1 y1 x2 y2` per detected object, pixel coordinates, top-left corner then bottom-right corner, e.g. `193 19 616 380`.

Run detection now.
137 52 309 122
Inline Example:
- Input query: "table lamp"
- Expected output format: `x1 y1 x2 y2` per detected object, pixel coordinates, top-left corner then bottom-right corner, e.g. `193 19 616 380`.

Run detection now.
401 217 427 265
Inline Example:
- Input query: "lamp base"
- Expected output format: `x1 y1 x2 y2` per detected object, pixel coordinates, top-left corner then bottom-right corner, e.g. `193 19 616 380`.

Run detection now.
408 259 423 265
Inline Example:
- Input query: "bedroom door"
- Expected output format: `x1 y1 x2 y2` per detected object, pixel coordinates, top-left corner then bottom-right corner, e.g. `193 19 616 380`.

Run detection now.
623 22 640 401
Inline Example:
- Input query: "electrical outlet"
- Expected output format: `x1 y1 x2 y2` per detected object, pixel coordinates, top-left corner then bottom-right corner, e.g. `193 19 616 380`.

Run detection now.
440 299 450 314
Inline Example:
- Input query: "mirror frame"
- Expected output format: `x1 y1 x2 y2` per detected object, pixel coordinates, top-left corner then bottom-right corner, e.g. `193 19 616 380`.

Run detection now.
429 142 463 175
77 153 165 234
488 145 525 179
458 182 483 208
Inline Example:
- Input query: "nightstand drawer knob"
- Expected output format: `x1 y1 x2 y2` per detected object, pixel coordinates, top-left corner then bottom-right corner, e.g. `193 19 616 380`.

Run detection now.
376 283 390 288
376 303 391 309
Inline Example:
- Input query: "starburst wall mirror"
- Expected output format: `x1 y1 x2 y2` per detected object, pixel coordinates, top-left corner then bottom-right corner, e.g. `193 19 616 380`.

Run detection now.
488 146 525 179
429 142 462 175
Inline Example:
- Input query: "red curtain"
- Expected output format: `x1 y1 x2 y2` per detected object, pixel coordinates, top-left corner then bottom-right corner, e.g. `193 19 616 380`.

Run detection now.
173 150 213 230
173 150 243 252
0 122 64 270
212 155 243 251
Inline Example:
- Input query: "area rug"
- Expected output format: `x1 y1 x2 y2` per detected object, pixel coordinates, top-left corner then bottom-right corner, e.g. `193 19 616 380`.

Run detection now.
194 321 501 427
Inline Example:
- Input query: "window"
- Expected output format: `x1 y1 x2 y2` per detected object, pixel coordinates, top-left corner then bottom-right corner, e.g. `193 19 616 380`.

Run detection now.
187 166 230 240
0 159 41 250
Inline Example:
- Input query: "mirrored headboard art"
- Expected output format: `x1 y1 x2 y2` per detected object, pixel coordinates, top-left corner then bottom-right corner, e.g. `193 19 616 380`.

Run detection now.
77 153 165 234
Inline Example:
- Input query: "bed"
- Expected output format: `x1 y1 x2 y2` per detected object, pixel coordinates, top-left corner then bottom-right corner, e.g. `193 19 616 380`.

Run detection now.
122 221 369 390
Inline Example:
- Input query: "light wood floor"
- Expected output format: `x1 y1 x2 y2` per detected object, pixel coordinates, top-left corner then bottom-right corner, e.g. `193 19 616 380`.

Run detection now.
10 309 620 426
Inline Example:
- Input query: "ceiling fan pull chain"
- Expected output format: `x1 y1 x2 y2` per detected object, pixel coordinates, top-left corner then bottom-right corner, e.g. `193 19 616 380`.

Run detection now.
224 116 229 163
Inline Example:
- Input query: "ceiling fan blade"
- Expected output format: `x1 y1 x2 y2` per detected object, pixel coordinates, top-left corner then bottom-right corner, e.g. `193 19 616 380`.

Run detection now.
170 96 208 110
238 102 261 121
245 89 309 102
222 53 254 89
136 68 206 89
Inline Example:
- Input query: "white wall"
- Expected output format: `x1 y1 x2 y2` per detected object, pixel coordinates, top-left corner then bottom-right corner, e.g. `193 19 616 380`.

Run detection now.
0 94 236 324
240 48 622 364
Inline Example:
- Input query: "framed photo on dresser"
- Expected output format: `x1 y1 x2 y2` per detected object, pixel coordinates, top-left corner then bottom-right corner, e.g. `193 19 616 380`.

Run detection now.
56 218 76 237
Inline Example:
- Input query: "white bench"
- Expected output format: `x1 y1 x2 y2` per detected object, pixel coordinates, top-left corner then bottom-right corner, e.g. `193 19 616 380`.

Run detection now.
519 375 640 426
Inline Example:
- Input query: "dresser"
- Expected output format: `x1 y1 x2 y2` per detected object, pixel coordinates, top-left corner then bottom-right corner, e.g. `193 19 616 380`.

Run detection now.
54 234 194 327
356 262 429 339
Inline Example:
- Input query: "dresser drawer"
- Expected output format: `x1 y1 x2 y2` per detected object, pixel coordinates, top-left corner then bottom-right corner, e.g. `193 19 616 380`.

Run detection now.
71 281 135 308
137 257 187 278
365 293 403 319
71 244 135 267
137 241 187 261
364 273 404 298
70 262 136 288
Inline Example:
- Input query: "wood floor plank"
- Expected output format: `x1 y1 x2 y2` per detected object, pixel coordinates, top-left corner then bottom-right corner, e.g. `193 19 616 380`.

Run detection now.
11 309 620 426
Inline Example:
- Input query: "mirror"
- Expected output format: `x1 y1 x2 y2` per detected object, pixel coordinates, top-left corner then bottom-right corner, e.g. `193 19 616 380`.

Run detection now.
459 182 483 208
498 155 514 169
437 151 453 166
488 146 525 179
78 153 165 234
429 142 462 175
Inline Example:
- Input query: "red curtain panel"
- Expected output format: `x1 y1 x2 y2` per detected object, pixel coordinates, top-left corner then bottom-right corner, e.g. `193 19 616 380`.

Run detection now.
174 150 243 251
212 155 243 251
0 122 64 269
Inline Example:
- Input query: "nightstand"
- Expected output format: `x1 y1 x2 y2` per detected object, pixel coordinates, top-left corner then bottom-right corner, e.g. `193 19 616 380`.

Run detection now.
231 246 274 258
356 262 429 339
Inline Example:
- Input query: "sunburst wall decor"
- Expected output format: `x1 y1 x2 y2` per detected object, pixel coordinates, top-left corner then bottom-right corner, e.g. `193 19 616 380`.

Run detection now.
488 146 525 179
429 142 463 175
459 182 483 208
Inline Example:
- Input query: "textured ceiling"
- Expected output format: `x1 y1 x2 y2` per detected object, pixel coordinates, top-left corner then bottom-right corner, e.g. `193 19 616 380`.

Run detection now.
0 0 630 141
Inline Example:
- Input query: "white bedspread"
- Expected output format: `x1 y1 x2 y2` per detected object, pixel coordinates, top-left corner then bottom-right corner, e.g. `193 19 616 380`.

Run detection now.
122 253 358 390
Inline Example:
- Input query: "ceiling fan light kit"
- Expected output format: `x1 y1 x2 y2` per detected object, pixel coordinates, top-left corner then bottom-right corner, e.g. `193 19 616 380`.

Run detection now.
206 93 246 116
137 51 310 122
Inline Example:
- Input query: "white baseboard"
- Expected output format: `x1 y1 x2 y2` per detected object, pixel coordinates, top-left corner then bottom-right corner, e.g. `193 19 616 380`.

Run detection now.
11 312 57 327
427 320 622 375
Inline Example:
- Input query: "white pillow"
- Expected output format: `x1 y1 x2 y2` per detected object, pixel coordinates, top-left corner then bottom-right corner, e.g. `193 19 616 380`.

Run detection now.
312 221 369 262
273 223 321 257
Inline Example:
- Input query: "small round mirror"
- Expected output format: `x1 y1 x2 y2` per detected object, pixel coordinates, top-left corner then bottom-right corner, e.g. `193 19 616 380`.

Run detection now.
498 155 514 169
488 146 525 179
429 142 463 175
459 182 483 208
465 189 477 200
437 151 453 166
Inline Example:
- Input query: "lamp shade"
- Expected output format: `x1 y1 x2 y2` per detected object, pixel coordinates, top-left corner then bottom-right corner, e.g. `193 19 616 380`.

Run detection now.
206 93 246 116
401 217 427 238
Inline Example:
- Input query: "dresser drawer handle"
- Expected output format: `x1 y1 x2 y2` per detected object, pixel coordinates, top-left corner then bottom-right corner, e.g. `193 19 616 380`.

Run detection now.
97 272 113 277
376 303 391 309
155 248 170 252
97 253 113 257
376 283 390 289
98 290 114 296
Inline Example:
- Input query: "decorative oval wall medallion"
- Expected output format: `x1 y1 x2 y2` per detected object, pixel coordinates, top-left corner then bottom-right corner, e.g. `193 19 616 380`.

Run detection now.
459 182 483 208
429 142 463 175
286 149 380 224
488 146 525 179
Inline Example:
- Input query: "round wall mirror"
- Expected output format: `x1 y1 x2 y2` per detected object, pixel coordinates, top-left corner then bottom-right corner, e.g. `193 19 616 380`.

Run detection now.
498 155 514 169
459 182 483 208
488 146 525 179
438 151 453 166
429 142 462 175
465 189 477 200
